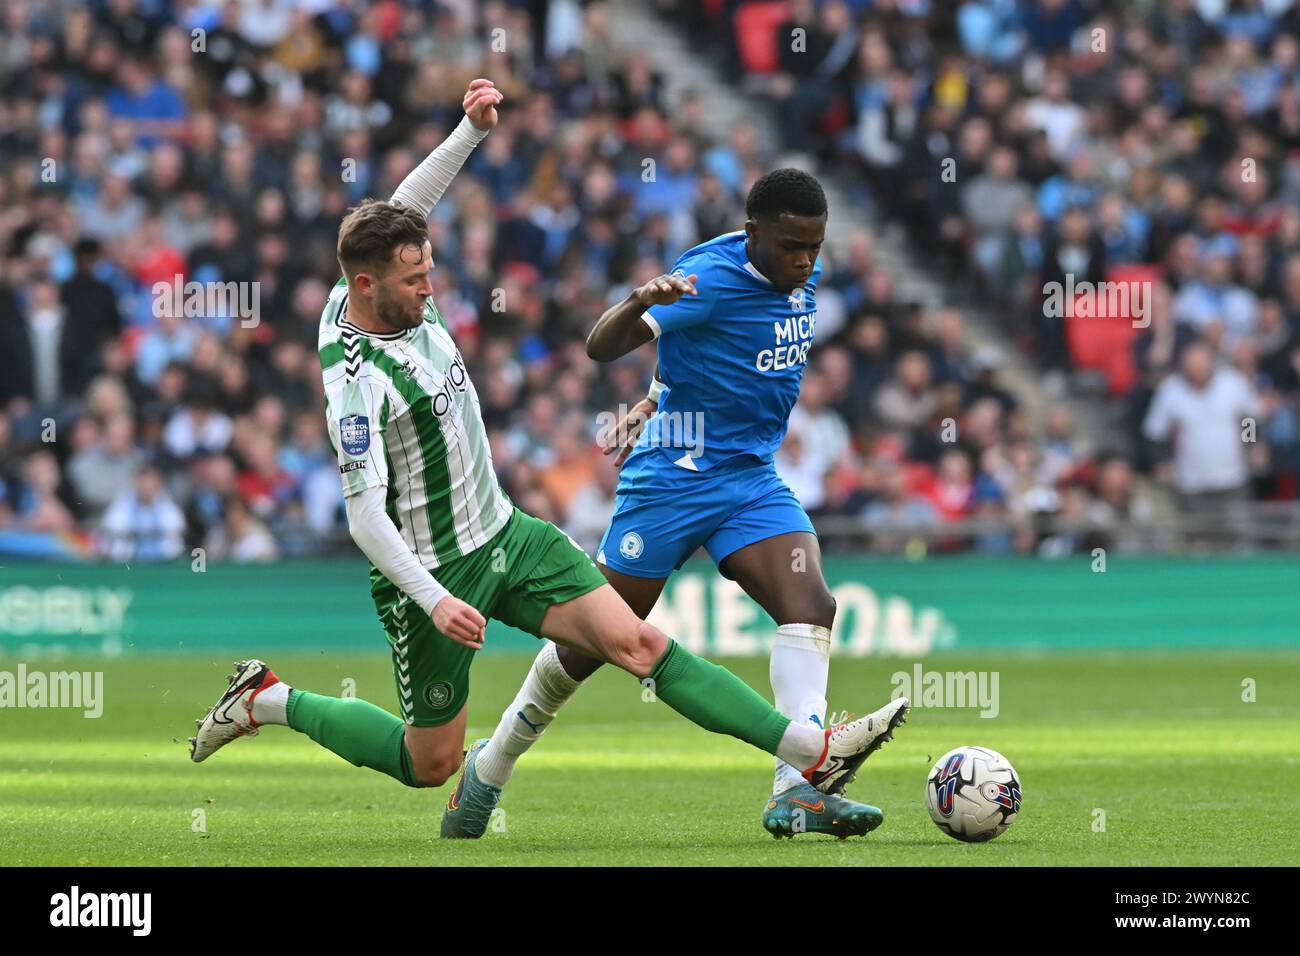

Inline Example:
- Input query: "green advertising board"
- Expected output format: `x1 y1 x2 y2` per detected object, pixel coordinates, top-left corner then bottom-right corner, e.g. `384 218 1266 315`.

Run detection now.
0 556 1297 658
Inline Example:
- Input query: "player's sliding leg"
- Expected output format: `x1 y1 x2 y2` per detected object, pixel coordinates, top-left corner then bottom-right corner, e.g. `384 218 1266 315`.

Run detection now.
471 568 661 791
445 572 662 838
190 659 468 789
717 531 894 837
445 514 903 838
537 583 906 788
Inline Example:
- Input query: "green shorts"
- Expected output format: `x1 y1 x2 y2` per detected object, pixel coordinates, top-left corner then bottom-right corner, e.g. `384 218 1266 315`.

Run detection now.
369 507 607 726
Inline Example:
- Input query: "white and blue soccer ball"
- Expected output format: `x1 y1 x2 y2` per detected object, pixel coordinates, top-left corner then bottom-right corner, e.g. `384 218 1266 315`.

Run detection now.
925 745 1021 843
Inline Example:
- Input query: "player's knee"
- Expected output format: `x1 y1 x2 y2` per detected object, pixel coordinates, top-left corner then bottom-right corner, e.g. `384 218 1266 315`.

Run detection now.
410 749 462 788
611 620 667 677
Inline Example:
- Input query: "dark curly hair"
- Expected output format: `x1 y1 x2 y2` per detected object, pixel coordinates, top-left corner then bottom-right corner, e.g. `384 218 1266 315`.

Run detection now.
745 168 828 222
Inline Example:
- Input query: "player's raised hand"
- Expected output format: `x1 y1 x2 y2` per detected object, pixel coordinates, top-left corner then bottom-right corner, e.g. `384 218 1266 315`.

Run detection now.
600 396 658 468
464 78 503 131
636 272 698 307
432 595 487 649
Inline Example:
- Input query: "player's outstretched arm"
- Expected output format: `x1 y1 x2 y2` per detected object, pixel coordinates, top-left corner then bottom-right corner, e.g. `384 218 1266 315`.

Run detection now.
344 486 486 648
388 78 503 219
586 273 698 361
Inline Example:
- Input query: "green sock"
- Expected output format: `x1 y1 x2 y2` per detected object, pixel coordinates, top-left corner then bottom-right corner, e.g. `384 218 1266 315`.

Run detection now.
286 689 418 787
647 640 790 754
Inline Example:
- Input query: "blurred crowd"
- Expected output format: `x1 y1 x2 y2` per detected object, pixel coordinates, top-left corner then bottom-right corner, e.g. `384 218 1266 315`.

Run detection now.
5 0 1287 564
691 0 1300 546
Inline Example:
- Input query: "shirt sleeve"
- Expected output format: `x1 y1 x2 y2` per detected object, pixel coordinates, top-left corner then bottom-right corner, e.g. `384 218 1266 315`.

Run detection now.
642 252 718 337
325 372 391 498
389 115 489 219
344 485 450 614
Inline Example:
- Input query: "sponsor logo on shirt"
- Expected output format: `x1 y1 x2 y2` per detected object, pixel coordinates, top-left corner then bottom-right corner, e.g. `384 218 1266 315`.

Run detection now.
756 310 816 372
429 356 468 418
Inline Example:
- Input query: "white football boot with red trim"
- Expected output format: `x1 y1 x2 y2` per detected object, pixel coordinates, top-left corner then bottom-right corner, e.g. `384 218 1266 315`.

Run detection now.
803 697 909 794
190 660 281 762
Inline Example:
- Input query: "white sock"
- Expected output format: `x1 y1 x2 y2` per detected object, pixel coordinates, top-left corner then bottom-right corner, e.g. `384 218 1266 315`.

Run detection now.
770 623 831 794
775 721 827 771
475 641 581 788
251 680 291 726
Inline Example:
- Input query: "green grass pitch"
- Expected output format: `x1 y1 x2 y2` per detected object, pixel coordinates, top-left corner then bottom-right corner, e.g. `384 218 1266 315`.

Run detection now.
2 652 1298 866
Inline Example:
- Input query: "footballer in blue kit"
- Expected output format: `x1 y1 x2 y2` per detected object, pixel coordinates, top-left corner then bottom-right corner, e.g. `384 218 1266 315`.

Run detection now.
445 169 908 841
596 225 823 579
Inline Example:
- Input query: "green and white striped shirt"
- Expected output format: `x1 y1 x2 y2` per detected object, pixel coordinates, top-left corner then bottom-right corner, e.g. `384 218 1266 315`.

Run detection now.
319 278 513 569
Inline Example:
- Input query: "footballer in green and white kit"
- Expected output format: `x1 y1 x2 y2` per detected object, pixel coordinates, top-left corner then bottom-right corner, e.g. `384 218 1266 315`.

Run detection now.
319 277 606 726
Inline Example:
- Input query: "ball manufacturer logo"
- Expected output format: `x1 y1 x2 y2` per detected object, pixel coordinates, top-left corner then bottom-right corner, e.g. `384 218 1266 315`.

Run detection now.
619 532 644 560
339 414 370 455
934 751 965 817
984 781 1021 812
424 681 453 709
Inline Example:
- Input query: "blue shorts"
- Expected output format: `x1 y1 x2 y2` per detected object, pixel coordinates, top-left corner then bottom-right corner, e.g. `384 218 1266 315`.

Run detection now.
596 447 816 579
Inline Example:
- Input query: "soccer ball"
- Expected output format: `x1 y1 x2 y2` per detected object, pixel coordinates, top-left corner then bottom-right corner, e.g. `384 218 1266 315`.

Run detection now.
925 745 1021 843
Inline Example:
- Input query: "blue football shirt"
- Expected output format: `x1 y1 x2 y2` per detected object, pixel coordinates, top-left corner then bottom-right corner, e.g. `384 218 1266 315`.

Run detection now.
640 231 822 472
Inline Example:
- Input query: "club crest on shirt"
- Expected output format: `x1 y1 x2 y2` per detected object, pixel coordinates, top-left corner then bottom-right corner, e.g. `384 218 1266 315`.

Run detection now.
340 414 370 456
788 287 806 311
